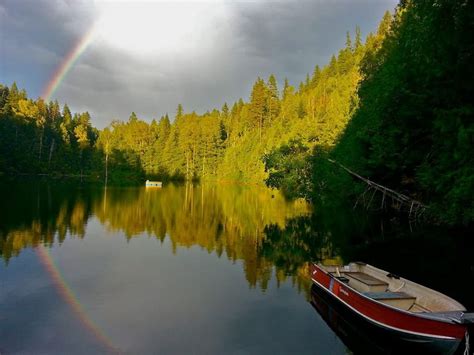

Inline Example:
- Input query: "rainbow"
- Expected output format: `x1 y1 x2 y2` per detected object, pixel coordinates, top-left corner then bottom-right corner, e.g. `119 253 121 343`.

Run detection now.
36 245 119 353
41 25 97 102
37 24 121 353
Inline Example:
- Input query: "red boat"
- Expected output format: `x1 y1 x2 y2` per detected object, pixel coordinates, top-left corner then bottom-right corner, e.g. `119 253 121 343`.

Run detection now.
310 262 473 354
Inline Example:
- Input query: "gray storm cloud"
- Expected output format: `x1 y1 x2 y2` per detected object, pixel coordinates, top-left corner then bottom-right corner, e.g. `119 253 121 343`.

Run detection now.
0 0 398 128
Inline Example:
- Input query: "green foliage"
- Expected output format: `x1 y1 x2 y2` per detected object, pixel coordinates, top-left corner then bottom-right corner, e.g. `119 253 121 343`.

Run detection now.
327 0 474 224
263 140 313 200
3 0 472 226
0 23 365 185
263 1 474 226
0 83 98 177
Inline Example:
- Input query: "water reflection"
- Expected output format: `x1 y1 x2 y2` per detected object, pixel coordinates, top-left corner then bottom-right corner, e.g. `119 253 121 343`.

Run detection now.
0 182 349 354
310 284 458 355
1 182 472 354
0 184 98 260
0 183 311 291
262 206 473 354
2 182 472 304
260 204 474 310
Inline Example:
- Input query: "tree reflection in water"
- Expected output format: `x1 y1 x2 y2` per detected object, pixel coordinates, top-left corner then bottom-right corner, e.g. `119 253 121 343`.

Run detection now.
0 182 310 291
1 181 472 308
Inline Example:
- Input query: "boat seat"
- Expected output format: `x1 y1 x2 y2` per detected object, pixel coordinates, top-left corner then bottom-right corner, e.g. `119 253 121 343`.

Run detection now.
347 272 388 286
364 291 416 311
345 272 388 292
410 303 431 313
364 291 415 300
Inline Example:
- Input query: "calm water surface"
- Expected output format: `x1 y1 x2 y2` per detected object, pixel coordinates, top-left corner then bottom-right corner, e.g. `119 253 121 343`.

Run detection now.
0 182 473 354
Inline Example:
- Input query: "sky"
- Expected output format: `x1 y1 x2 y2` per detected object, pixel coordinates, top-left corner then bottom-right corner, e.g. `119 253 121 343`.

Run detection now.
0 0 398 128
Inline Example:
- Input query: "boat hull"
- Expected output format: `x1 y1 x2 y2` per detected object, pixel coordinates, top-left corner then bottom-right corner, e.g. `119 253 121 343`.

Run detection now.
310 284 462 354
310 263 466 354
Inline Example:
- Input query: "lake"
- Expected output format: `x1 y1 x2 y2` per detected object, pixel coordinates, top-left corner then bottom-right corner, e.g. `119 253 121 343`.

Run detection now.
0 182 473 354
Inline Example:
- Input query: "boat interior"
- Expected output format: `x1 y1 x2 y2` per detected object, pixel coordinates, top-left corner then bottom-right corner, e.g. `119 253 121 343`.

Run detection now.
319 263 466 314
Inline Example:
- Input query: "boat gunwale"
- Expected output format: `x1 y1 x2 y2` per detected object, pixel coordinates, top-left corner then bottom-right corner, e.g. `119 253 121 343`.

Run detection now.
311 277 462 342
312 262 467 326
309 284 463 354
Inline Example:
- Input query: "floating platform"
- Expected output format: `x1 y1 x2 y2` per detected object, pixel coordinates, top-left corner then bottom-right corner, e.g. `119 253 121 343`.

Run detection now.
145 180 162 188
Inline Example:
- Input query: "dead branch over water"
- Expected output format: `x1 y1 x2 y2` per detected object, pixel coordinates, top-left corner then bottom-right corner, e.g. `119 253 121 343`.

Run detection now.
327 159 428 219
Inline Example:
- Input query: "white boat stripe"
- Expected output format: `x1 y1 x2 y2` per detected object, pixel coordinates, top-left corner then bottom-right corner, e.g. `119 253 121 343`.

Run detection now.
311 278 459 341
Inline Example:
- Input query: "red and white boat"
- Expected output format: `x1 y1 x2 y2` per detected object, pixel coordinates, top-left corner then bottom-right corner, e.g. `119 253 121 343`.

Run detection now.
310 262 473 354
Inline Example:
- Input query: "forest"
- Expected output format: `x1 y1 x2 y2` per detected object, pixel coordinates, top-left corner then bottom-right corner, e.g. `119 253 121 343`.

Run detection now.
0 14 372 182
266 0 474 225
1 0 473 225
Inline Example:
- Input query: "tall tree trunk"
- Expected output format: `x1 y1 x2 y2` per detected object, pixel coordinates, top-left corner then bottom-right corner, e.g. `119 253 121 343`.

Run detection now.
309 98 315 120
186 151 190 180
38 131 43 161
192 147 195 175
48 139 55 169
80 149 83 182
103 186 107 213
105 153 109 186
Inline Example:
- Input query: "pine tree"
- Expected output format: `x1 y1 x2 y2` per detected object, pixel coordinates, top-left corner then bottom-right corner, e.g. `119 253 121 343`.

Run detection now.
176 104 183 122
4 82 20 114
0 85 9 114
129 112 138 122
355 26 362 51
36 98 47 162
221 103 229 119
311 65 321 87
248 78 268 140
283 78 290 100
345 31 353 52
328 55 338 76
97 128 113 185
267 74 280 123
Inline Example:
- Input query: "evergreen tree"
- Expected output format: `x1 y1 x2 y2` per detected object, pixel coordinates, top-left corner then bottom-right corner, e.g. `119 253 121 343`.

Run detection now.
355 26 362 51
176 104 183 121
267 74 280 122
97 127 113 185
311 65 321 87
248 78 268 140
283 78 290 100
221 102 229 119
